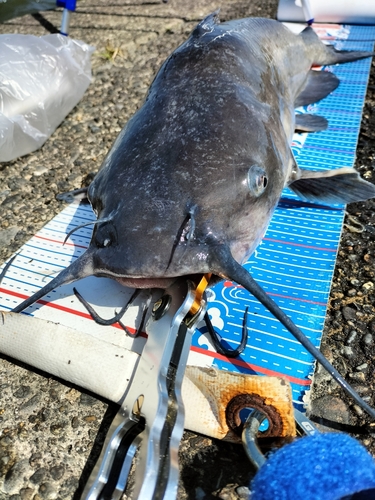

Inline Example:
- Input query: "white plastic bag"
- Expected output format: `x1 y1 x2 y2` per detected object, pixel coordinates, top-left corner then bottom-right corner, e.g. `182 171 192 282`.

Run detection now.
0 34 94 162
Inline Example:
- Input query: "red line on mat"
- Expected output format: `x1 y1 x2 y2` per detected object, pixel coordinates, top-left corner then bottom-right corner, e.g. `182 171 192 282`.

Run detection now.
0 287 144 336
267 292 326 306
190 345 312 386
1 286 313 384
34 234 88 250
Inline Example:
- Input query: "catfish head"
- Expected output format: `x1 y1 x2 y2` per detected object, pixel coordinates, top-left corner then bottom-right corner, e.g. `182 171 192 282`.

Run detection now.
84 107 287 290
10 91 290 305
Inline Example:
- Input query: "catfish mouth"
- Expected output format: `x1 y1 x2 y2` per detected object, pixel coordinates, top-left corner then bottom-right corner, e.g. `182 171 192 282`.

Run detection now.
115 272 213 290
115 276 177 289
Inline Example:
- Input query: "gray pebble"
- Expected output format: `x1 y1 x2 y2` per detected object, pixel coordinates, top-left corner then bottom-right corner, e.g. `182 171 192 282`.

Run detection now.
38 482 57 499
352 385 369 394
58 477 79 498
79 393 98 406
236 486 251 498
349 372 366 382
3 459 30 494
19 394 41 412
363 333 373 345
30 467 47 484
50 422 67 436
342 306 357 321
310 395 350 424
0 189 11 199
32 165 48 176
1 193 23 207
362 281 374 291
342 346 354 358
356 363 368 371
49 464 65 481
353 405 364 416
346 330 357 344
348 254 359 261
13 385 31 399
19 488 35 500
0 226 20 250
71 416 79 429
0 435 12 446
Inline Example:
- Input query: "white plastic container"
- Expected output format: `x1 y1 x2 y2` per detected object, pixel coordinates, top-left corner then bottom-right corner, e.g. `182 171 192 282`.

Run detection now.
277 0 375 25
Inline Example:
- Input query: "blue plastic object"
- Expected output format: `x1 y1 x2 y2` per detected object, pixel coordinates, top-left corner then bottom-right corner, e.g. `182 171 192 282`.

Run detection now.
251 433 375 500
56 0 76 11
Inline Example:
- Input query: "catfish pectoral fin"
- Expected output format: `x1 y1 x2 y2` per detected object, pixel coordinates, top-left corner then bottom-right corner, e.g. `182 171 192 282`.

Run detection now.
12 250 94 313
210 245 375 420
289 167 375 205
294 114 328 132
295 70 339 107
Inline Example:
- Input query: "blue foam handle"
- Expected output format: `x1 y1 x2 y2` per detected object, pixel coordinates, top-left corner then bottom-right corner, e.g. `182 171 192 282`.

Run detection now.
251 433 375 500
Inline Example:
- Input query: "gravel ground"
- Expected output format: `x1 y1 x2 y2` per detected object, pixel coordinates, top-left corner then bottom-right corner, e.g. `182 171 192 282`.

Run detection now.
0 0 375 498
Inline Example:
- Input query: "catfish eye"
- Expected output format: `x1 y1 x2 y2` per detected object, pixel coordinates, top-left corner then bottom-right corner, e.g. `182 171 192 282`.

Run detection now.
94 222 117 248
247 165 268 196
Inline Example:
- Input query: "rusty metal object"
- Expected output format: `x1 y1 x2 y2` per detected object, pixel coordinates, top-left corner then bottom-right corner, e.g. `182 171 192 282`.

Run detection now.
226 393 283 437
182 366 296 442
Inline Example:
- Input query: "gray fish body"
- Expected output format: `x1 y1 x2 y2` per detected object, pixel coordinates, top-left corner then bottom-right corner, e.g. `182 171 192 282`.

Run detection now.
10 12 375 297
86 14 374 287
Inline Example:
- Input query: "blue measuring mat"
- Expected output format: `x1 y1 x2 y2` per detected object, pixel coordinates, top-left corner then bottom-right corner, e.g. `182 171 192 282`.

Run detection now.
191 23 375 409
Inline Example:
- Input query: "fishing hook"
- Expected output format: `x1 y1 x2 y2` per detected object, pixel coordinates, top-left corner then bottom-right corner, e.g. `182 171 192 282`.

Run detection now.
73 287 151 338
203 307 249 358
118 292 152 338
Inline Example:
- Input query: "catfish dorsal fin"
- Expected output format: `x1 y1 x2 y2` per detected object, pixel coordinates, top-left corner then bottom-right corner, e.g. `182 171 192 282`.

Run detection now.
289 167 375 205
192 10 220 38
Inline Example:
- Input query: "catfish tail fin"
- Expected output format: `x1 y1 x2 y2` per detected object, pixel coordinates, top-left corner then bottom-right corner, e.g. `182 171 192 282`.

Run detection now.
301 26 374 66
